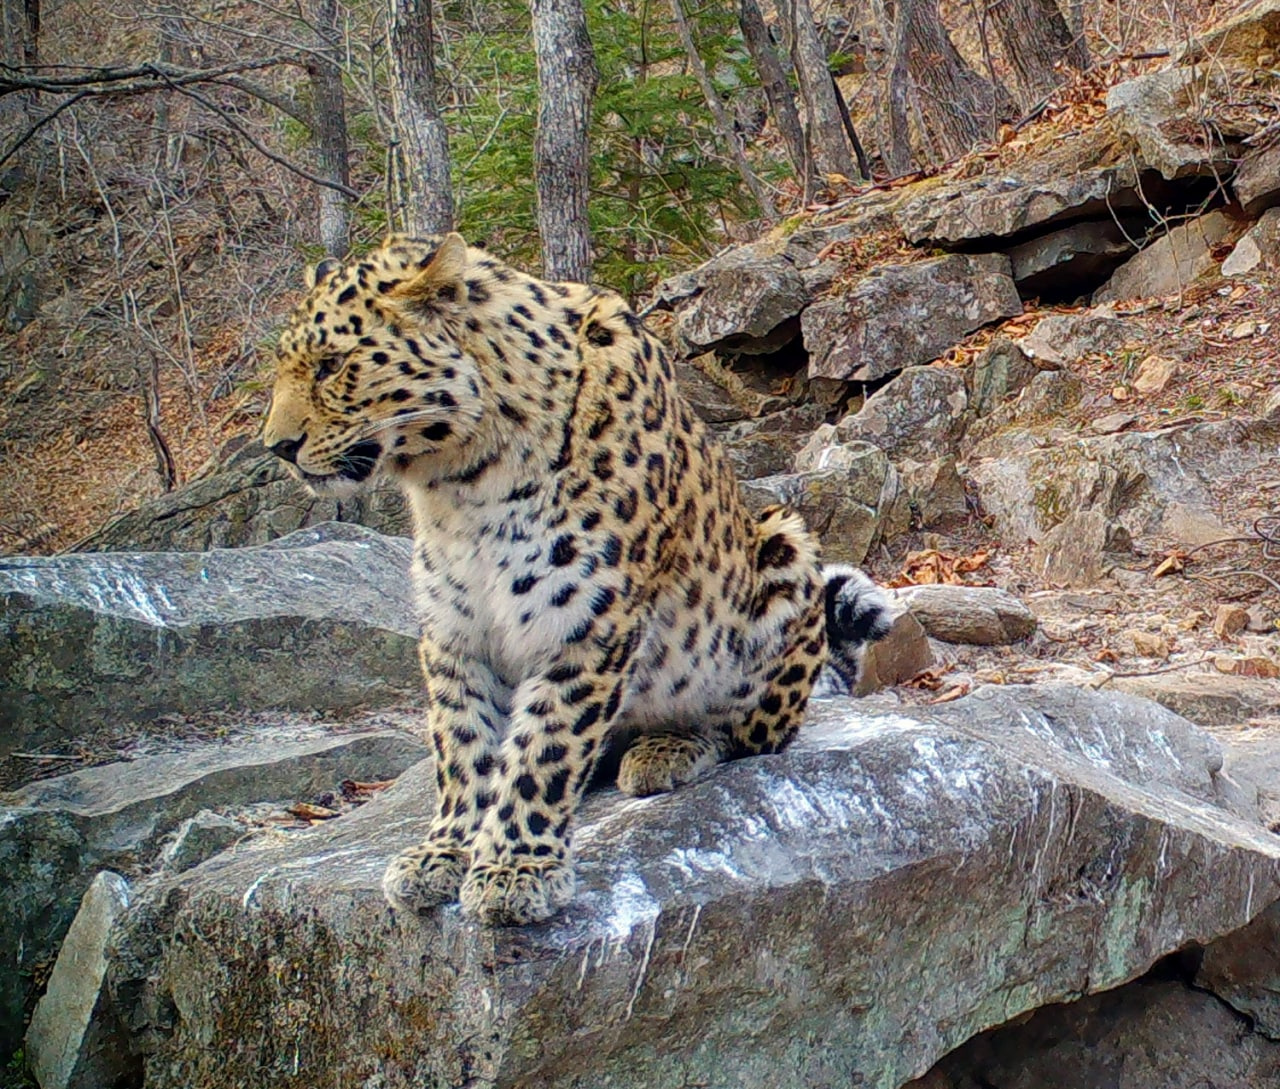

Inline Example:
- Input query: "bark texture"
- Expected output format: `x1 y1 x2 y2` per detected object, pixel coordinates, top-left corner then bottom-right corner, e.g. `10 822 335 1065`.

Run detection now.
737 0 814 194
388 0 454 234
986 0 1090 108
309 0 351 257
900 0 1013 163
531 0 599 282
784 0 857 180
669 0 774 217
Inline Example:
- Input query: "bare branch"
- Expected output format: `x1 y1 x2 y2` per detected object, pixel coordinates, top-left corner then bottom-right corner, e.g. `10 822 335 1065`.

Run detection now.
0 55 300 96
159 79 361 199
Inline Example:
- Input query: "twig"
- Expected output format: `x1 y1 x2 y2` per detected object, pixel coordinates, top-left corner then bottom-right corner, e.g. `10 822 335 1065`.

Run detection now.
1189 569 1280 594
1090 654 1211 684
164 80 359 198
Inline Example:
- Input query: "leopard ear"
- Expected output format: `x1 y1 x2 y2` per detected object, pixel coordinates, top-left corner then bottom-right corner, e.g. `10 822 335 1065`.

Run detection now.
306 258 343 290
392 233 468 304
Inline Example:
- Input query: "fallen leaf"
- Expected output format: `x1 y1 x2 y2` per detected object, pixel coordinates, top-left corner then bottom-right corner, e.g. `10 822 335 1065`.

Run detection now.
286 802 339 821
340 778 396 800
1152 550 1187 578
1238 657 1280 679
929 682 971 704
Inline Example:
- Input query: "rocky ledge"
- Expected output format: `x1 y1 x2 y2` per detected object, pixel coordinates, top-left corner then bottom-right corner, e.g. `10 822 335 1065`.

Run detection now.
29 685 1280 1089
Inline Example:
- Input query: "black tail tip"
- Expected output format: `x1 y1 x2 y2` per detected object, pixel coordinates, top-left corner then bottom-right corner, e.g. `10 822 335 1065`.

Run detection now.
824 566 893 648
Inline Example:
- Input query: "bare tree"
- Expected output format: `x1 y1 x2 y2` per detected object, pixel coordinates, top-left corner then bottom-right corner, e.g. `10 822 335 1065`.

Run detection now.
883 0 914 174
781 0 858 181
886 0 1013 166
737 0 815 196
985 0 1089 108
387 0 454 234
530 0 599 282
669 0 775 218
309 0 352 256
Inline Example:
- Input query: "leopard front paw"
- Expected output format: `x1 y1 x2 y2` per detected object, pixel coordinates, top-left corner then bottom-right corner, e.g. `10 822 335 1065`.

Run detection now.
458 856 575 926
382 842 470 913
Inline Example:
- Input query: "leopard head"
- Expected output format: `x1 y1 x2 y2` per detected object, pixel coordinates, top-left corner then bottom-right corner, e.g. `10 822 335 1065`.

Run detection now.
262 233 484 498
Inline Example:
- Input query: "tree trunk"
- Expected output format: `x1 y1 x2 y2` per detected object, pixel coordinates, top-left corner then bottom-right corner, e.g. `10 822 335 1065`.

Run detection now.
985 0 1089 109
530 0 598 282
388 0 455 234
669 0 774 218
883 0 913 174
1 0 39 123
737 0 814 196
902 0 1012 161
785 0 857 181
309 0 352 257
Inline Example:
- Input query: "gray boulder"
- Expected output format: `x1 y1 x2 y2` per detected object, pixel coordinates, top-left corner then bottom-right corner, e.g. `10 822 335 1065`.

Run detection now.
1095 209 1233 303
92 685 1280 1089
1105 66 1236 181
1 523 421 754
801 254 1021 383
79 442 411 553
1 727 429 1057
1017 307 1144 367
969 336 1040 417
895 584 1037 645
740 455 897 565
655 241 827 356
832 365 969 461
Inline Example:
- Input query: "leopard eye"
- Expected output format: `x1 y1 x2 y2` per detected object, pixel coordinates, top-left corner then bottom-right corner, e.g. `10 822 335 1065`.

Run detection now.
316 355 343 379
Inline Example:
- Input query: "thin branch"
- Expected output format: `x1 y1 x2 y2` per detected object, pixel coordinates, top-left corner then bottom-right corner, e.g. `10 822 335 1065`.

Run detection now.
164 80 360 198
0 90 90 169
0 55 299 96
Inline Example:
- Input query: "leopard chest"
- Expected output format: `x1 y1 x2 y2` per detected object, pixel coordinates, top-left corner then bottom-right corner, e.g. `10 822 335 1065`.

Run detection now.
407 486 632 684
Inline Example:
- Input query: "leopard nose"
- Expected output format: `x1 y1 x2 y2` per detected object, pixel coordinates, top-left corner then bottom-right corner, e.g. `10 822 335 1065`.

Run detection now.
268 435 305 463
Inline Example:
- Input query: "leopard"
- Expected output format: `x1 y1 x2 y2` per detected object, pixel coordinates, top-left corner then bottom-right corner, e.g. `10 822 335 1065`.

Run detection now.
262 233 891 926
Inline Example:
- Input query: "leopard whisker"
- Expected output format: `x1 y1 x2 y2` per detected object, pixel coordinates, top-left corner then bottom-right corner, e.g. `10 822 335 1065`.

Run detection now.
354 410 445 441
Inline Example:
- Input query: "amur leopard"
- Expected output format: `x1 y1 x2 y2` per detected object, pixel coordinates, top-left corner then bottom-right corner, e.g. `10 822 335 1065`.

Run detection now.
263 233 890 926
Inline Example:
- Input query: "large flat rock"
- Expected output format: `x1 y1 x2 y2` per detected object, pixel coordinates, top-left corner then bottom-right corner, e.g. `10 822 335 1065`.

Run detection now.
1 523 421 754
99 685 1280 1089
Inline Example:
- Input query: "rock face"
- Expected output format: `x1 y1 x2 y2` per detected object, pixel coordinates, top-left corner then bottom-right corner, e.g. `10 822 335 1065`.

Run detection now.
24 873 137 1089
908 976 1280 1089
802 254 1022 383
967 417 1278 550
91 685 1280 1089
1 523 421 753
739 457 896 565
79 442 411 553
1095 209 1234 302
832 365 969 461
1 727 429 1057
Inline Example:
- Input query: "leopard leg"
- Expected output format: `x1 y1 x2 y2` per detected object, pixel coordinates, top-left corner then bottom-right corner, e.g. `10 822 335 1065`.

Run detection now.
459 654 627 926
382 638 506 914
616 732 722 797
